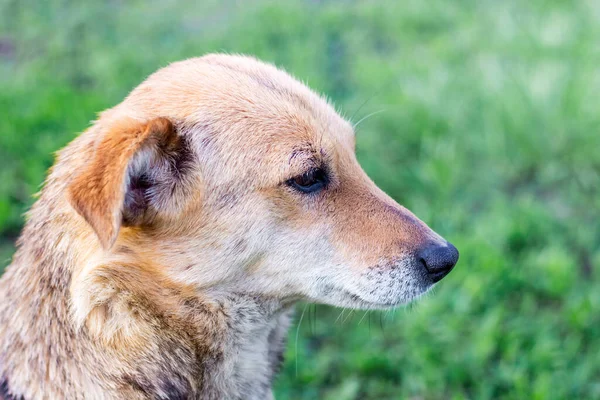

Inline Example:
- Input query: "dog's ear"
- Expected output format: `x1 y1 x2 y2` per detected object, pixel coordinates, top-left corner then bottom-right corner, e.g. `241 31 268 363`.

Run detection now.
68 117 193 249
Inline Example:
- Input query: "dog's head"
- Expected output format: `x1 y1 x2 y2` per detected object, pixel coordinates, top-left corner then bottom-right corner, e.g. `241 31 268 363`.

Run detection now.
68 54 458 312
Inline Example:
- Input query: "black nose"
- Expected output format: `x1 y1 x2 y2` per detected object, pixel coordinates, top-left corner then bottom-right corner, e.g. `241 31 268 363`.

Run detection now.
418 242 459 283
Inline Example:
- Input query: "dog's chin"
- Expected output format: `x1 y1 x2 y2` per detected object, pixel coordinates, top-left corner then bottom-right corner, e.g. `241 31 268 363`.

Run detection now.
312 274 434 310
334 287 432 310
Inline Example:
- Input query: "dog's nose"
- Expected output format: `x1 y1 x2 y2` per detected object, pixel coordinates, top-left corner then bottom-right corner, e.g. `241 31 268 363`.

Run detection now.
418 242 459 283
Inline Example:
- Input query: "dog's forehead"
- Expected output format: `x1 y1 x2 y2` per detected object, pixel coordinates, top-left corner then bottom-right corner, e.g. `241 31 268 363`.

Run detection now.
200 56 353 142
130 55 354 151
118 54 356 184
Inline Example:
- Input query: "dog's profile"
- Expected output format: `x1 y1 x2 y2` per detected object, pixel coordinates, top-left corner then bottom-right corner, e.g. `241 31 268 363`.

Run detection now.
0 54 458 399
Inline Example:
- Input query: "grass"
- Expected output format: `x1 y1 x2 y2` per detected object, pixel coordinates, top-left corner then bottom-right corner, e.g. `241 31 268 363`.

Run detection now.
1 0 599 398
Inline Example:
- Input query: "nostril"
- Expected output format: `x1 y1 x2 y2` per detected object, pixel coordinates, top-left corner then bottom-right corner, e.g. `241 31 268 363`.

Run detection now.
418 242 459 283
418 256 428 270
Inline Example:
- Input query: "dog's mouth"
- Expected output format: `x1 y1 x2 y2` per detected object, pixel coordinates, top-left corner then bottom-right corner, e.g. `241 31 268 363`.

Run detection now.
313 269 435 310
317 286 429 310
337 244 458 309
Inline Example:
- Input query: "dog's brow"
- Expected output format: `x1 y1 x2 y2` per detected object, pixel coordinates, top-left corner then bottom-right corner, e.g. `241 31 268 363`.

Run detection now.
288 148 310 163
287 148 322 176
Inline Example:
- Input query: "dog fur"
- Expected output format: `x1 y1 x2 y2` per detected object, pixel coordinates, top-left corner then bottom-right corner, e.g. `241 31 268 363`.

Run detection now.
0 54 455 399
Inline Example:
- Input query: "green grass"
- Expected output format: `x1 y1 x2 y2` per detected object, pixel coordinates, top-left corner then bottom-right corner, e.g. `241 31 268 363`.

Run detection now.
1 0 599 398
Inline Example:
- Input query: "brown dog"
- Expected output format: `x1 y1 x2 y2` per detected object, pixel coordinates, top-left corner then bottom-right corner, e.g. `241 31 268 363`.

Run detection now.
0 54 458 399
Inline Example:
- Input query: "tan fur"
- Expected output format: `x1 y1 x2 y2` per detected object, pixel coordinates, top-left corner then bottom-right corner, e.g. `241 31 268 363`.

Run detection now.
68 117 180 249
0 54 456 399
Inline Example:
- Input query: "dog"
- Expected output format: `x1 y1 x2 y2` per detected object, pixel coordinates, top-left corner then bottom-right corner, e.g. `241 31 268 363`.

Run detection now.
0 54 458 399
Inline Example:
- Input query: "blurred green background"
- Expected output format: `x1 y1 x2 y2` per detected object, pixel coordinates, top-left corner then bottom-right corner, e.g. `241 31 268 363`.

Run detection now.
1 0 599 398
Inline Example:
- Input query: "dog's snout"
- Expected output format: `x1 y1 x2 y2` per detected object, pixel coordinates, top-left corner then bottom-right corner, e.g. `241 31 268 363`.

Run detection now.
418 242 459 283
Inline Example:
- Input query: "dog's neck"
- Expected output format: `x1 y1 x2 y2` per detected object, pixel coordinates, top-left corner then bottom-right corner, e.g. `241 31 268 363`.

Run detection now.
0 199 294 399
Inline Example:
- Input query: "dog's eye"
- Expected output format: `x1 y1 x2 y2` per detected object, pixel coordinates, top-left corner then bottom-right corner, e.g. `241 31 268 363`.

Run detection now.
287 168 328 194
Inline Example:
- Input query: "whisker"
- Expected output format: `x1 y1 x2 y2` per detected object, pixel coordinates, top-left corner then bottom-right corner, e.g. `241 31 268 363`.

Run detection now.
385 308 392 320
295 304 308 377
307 305 312 335
349 91 381 124
342 309 355 324
353 109 387 130
358 310 370 325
